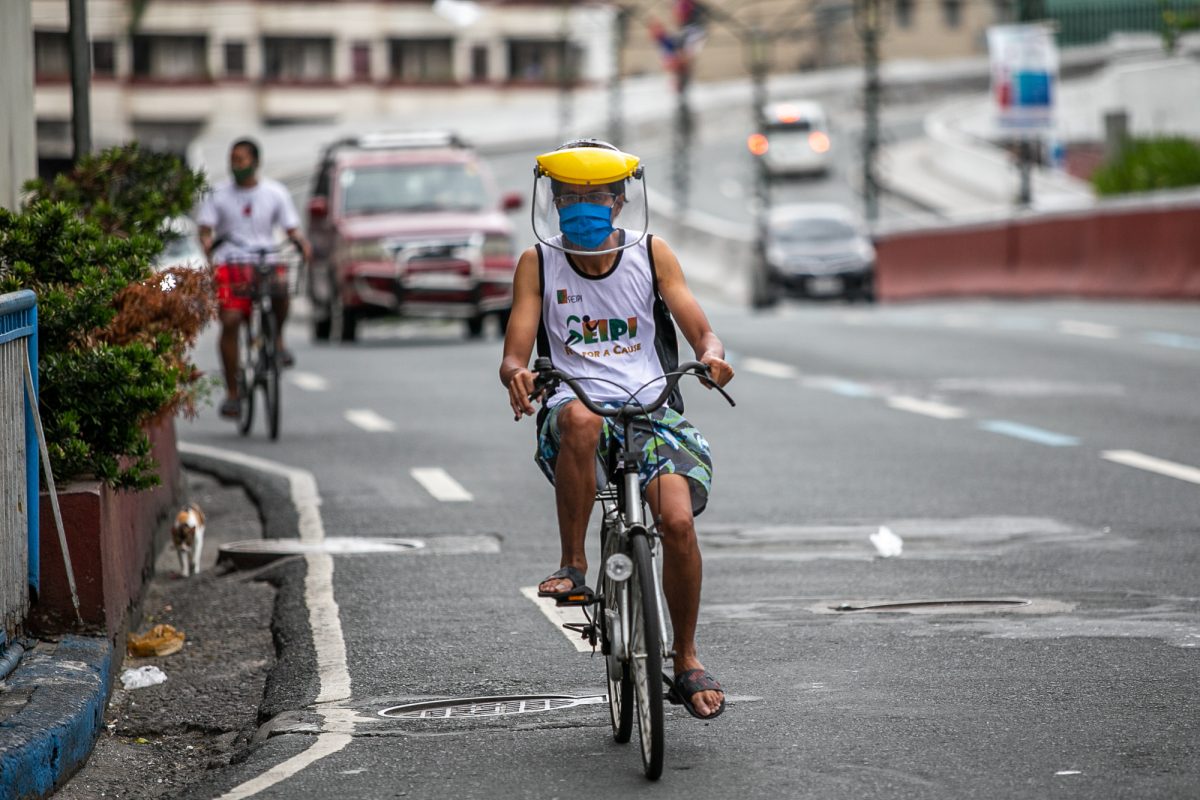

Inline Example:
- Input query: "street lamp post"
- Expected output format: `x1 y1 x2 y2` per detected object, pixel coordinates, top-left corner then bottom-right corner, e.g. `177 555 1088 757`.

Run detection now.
607 6 630 148
68 0 92 160
854 0 888 223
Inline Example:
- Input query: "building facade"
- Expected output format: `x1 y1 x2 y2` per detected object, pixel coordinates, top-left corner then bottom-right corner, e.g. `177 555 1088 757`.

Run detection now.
3 0 37 208
31 0 615 157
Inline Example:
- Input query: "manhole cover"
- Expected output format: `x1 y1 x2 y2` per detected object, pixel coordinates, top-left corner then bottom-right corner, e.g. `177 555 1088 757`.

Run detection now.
833 599 1032 613
219 537 424 569
379 694 606 720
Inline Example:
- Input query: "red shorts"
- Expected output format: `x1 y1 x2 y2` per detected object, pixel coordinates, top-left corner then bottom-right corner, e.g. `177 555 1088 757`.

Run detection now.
214 263 289 315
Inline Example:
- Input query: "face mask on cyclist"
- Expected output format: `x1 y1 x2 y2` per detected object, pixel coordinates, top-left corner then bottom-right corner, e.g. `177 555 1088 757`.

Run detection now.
558 202 615 250
232 165 256 184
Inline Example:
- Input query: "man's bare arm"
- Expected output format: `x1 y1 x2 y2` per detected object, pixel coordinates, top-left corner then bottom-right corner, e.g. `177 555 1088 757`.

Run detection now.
500 247 543 418
652 236 734 387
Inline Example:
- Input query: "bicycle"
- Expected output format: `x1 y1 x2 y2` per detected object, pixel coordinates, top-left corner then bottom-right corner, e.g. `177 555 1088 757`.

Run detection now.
529 356 735 780
214 239 302 440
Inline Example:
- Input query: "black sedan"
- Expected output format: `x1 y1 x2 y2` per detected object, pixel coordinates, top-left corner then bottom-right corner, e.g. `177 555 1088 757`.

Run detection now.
758 203 875 304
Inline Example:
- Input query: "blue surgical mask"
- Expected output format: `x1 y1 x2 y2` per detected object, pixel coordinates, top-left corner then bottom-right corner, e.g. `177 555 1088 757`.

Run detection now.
558 202 615 250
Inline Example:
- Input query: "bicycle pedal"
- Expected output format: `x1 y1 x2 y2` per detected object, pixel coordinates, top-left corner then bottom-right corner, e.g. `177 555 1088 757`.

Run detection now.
553 593 595 607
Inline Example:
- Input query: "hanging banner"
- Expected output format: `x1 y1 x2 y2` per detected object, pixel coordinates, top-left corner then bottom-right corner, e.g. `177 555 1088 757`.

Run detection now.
987 24 1058 132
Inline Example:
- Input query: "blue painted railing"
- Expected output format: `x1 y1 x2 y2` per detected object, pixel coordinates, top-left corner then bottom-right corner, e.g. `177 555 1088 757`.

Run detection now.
0 289 38 647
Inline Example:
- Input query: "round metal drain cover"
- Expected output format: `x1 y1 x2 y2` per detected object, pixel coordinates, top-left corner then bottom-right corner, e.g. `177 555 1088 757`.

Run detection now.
379 694 605 720
219 537 424 569
833 599 1032 613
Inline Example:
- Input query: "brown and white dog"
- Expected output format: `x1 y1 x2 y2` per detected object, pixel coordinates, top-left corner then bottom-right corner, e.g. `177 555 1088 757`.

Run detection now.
171 504 206 577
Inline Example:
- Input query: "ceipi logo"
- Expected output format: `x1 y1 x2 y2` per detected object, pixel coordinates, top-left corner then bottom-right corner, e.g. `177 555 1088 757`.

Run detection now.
565 314 638 346
556 289 582 304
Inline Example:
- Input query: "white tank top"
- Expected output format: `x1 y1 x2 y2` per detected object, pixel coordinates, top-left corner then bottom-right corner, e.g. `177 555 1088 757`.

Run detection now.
538 232 669 408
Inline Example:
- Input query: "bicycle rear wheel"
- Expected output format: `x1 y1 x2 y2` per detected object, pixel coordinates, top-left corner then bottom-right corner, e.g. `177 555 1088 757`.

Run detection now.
629 532 664 780
236 319 255 436
601 521 633 744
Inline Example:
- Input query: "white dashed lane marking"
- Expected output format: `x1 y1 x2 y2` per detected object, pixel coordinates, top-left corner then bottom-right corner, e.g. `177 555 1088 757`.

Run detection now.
290 371 329 391
1101 450 1200 487
743 357 800 380
411 467 474 502
519 586 592 653
1058 320 1119 339
345 409 396 432
885 396 968 420
978 420 1080 447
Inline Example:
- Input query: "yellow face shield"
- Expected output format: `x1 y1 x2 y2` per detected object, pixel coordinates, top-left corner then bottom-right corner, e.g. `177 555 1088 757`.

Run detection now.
531 146 649 256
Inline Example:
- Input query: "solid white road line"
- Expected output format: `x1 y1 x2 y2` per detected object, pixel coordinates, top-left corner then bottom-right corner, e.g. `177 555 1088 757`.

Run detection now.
178 442 325 543
179 443 354 799
411 467 474 502
885 396 968 420
520 586 593 654
345 408 396 433
742 357 800 380
1058 320 1119 339
290 371 329 391
1101 450 1200 486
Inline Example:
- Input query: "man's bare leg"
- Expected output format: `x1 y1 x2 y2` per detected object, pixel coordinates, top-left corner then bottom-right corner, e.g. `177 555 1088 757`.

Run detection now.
539 401 601 594
647 473 724 718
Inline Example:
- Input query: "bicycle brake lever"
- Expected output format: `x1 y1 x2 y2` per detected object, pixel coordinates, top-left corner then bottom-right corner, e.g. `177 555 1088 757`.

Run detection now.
694 366 736 407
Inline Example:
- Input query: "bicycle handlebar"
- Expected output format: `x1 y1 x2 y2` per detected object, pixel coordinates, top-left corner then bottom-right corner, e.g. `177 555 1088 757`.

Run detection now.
210 236 304 269
530 356 735 419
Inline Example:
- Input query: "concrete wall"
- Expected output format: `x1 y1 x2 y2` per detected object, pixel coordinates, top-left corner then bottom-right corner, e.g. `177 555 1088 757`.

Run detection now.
1 0 36 209
32 416 182 637
875 193 1200 301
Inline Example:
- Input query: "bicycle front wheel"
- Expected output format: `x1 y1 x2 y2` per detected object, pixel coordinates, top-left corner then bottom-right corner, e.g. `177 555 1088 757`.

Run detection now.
601 522 633 744
262 309 281 440
630 532 664 780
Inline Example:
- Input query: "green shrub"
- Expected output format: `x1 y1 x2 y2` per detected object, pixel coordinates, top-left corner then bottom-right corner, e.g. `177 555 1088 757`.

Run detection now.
1092 136 1200 196
0 145 210 491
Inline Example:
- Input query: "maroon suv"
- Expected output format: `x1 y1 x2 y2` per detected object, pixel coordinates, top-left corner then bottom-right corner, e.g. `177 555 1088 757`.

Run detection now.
306 132 521 341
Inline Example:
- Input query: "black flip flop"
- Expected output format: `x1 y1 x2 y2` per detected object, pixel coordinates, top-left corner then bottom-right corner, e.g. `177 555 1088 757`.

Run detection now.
667 668 726 720
537 566 594 605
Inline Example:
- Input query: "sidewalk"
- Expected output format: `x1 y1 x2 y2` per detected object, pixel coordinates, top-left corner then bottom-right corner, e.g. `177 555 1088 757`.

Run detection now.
0 470 273 800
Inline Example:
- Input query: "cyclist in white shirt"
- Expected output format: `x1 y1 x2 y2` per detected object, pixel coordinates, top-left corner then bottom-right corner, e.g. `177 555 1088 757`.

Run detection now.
197 138 311 419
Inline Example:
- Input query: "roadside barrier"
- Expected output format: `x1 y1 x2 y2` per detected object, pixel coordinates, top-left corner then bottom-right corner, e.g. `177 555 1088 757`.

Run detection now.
875 192 1200 301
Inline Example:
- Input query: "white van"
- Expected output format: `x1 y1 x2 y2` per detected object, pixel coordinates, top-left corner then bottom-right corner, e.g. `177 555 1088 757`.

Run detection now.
758 100 833 178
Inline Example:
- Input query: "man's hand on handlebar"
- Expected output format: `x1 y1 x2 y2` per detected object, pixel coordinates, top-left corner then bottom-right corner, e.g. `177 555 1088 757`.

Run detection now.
507 367 538 421
699 354 734 389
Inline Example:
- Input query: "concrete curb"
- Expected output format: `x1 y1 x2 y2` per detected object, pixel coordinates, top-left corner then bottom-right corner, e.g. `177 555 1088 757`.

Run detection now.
0 636 114 800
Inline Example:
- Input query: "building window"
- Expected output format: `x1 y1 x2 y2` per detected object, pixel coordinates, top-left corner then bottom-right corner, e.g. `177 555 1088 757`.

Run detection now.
471 44 489 82
225 41 246 78
132 35 209 81
894 0 914 29
34 31 70 79
388 38 454 83
92 40 116 77
263 37 334 83
352 42 372 82
943 0 963 28
507 39 580 83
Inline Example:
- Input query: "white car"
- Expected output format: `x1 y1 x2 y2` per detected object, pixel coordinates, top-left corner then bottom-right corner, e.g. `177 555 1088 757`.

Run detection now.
154 216 207 271
758 100 833 178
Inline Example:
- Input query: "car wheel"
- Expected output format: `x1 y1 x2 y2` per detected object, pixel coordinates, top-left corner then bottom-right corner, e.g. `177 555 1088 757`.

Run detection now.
312 300 332 342
465 314 486 339
495 308 512 336
332 291 359 343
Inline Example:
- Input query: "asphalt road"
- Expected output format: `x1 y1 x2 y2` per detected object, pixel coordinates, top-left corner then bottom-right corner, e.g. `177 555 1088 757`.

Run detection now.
165 293 1200 799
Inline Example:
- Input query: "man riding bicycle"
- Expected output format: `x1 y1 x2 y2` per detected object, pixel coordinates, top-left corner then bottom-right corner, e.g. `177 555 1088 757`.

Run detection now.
197 138 311 420
499 139 733 720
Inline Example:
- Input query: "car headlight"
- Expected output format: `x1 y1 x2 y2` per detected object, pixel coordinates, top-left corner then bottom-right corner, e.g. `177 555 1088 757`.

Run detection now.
482 234 513 260
346 238 389 262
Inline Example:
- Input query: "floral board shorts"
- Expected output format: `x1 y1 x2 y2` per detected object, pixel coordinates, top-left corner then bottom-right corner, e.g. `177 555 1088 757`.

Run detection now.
535 401 714 516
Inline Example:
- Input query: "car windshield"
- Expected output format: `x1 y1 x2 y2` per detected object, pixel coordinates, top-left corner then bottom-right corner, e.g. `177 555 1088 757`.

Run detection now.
774 218 858 243
339 162 491 215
